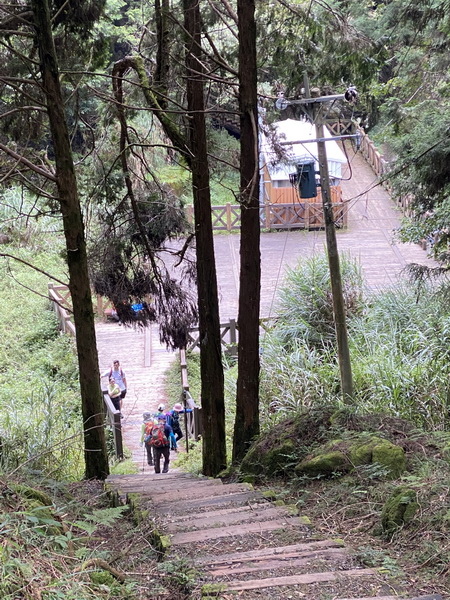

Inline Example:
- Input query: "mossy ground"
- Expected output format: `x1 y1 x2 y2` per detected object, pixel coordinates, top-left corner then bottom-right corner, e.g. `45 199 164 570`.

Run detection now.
239 409 450 598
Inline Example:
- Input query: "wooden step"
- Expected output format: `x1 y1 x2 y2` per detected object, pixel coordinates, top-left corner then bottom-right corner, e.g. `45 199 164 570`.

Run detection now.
206 546 348 577
193 538 345 566
144 482 250 503
170 516 306 545
163 502 263 524
164 504 292 532
107 478 221 494
106 472 197 482
335 597 443 600
336 597 412 600
222 567 375 592
153 490 265 514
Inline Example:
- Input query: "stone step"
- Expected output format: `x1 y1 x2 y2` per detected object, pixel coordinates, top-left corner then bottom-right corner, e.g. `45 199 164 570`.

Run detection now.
193 539 345 566
206 546 348 577
170 516 306 545
165 503 292 532
222 567 375 592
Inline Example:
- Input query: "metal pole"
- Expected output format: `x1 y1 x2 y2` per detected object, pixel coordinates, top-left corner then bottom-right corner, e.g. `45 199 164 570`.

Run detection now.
314 103 353 402
276 77 354 402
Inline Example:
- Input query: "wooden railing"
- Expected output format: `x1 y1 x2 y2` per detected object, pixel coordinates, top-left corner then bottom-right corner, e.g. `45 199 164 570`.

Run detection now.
185 201 348 232
102 390 124 460
186 317 276 352
187 318 238 352
48 283 123 459
179 348 202 449
327 119 416 218
48 283 76 336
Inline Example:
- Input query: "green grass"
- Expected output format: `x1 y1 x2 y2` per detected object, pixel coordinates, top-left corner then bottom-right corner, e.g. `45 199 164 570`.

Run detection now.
0 236 88 479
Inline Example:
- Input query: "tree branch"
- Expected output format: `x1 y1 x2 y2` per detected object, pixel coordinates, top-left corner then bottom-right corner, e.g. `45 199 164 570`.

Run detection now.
0 252 68 286
0 142 57 181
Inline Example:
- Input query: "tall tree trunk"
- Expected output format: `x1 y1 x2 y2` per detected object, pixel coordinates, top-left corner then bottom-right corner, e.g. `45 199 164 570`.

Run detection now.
233 0 261 463
32 0 109 480
184 0 227 475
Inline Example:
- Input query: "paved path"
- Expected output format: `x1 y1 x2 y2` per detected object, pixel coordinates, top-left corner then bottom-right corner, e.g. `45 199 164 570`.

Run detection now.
213 148 435 321
96 148 435 466
106 472 440 599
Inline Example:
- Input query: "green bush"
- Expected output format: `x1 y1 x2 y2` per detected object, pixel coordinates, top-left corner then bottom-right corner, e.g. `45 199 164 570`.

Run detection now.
0 237 84 479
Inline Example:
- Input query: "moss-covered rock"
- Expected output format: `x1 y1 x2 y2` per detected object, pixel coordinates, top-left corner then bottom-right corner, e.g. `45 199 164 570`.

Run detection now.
349 437 383 466
380 486 418 534
9 483 53 506
240 437 297 477
372 441 406 479
89 570 116 586
239 410 409 482
295 451 349 478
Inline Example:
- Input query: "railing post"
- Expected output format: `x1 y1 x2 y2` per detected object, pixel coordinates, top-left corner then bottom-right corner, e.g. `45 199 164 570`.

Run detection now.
226 203 232 231
112 412 124 459
264 202 271 230
103 392 123 459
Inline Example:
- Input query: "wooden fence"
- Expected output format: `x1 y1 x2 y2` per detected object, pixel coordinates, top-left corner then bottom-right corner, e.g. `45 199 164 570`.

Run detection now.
185 201 347 232
48 283 76 336
48 283 124 459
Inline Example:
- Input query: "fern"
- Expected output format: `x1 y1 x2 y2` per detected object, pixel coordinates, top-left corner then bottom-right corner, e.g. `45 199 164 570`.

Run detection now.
84 506 128 527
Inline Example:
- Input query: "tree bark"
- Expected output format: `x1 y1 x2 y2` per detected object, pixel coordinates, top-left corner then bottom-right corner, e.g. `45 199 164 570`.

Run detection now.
31 0 109 479
184 0 227 476
233 0 261 463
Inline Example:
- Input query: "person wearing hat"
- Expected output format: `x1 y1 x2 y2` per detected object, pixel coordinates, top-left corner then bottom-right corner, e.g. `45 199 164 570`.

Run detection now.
140 412 154 466
167 402 191 445
153 402 166 420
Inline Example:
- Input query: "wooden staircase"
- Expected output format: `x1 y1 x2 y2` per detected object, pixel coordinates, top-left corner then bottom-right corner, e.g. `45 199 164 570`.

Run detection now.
106 472 442 600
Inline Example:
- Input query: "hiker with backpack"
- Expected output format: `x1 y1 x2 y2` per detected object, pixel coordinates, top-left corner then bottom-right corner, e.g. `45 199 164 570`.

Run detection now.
149 415 173 474
101 360 127 415
152 403 178 451
140 412 154 466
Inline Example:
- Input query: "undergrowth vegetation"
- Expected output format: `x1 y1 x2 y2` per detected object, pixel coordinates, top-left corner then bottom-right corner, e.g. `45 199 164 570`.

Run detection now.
260 253 450 431
0 475 177 600
0 235 84 479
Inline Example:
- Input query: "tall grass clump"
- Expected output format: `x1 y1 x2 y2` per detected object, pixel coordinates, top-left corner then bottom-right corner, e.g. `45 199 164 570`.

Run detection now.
259 337 339 426
261 251 450 430
274 252 366 349
350 282 450 429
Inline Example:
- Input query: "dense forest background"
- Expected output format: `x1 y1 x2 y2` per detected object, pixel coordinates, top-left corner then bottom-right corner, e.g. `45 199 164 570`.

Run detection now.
1 1 450 598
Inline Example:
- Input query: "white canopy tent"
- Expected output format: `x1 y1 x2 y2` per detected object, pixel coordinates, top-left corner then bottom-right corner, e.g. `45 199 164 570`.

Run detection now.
261 119 347 187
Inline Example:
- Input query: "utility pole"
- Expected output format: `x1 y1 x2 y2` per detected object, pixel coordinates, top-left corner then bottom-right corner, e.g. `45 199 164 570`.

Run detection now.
276 77 354 403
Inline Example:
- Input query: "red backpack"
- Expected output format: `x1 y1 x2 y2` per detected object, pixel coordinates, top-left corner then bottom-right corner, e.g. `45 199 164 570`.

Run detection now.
149 423 169 447
144 421 154 446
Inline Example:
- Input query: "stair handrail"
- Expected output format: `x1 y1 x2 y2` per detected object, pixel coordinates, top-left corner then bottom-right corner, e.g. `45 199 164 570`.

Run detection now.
48 282 123 459
179 348 202 451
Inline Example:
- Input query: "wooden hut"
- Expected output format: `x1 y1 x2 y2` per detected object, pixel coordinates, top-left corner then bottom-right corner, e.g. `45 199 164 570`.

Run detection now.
260 119 348 229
